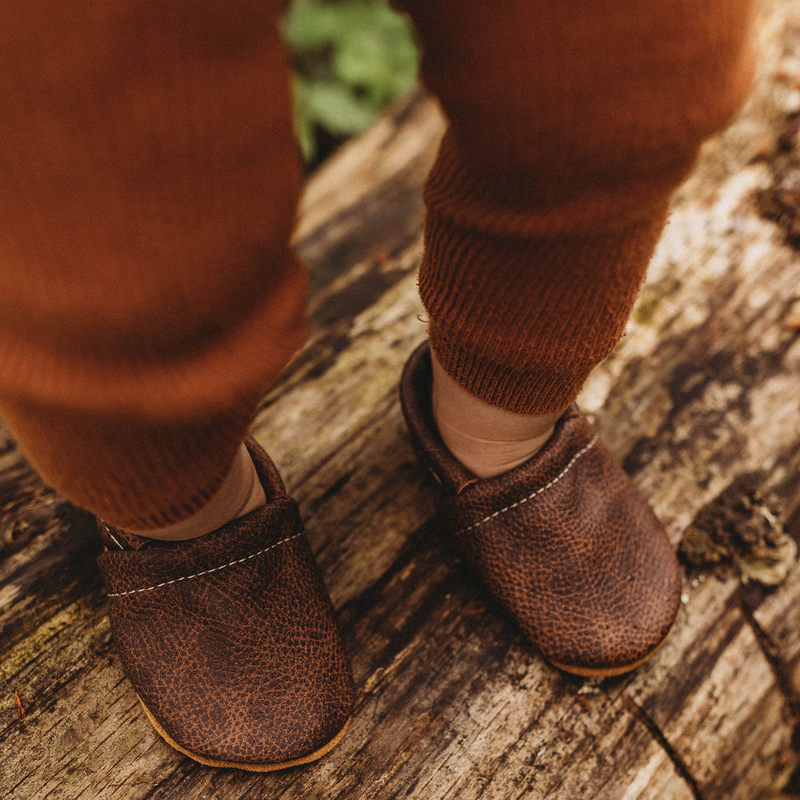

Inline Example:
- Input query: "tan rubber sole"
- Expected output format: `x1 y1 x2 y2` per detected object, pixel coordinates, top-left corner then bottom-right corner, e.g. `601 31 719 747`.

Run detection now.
138 695 351 772
548 634 669 678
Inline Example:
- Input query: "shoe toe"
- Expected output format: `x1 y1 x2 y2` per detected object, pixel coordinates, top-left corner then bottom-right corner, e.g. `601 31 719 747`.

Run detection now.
98 442 354 769
401 341 682 678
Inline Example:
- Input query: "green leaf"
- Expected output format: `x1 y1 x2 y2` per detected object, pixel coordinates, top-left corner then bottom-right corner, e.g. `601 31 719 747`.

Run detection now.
282 0 341 50
333 14 418 104
299 78 380 135
282 0 420 163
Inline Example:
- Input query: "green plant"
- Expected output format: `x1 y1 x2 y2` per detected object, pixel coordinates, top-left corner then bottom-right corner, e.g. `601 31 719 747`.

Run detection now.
282 0 419 164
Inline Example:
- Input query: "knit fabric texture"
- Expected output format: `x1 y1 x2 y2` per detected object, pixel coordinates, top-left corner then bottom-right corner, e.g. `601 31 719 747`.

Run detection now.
401 0 755 413
0 0 754 527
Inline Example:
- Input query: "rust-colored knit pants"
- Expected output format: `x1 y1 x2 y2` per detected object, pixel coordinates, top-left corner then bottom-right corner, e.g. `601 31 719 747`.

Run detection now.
0 0 754 529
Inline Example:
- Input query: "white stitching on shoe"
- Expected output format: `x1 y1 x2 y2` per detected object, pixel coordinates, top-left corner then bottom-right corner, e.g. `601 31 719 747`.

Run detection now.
106 529 125 550
106 532 304 598
454 434 599 537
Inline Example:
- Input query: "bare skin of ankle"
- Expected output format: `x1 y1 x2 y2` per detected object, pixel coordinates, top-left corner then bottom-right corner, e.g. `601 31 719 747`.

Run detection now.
431 352 567 479
130 442 267 541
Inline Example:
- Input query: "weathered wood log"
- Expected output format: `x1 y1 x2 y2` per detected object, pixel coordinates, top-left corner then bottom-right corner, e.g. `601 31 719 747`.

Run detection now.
3 0 800 797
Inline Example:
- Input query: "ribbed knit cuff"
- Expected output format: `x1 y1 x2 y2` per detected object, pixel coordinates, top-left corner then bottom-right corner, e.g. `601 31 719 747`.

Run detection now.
428 322 596 415
419 192 670 416
0 398 257 531
0 257 308 531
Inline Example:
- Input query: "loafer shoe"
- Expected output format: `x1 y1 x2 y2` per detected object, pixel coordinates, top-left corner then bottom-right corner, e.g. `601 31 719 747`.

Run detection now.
400 341 681 677
97 437 355 770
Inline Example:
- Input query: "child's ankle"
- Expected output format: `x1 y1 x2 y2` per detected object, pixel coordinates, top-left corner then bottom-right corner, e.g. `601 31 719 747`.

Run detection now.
129 442 267 541
430 352 566 479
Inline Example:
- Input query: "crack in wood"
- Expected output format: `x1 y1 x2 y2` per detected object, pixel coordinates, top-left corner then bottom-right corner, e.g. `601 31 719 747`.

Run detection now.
622 695 706 800
741 597 800 718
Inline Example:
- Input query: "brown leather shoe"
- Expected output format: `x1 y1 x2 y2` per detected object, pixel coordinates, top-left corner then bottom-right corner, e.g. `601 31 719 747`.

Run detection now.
97 438 354 770
400 341 681 677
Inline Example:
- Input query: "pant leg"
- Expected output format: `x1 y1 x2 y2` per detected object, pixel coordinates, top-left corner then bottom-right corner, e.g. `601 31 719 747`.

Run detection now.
399 0 755 413
0 0 306 529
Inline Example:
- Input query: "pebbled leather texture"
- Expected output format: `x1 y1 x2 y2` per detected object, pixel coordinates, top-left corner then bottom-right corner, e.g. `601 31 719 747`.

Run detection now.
97 438 355 768
399 341 682 675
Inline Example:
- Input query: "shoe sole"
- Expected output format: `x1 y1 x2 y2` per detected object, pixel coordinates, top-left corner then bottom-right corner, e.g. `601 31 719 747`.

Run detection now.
138 694 351 771
548 635 668 678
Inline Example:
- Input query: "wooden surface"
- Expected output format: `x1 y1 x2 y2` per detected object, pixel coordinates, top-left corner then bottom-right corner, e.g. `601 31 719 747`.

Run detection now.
3 1 800 797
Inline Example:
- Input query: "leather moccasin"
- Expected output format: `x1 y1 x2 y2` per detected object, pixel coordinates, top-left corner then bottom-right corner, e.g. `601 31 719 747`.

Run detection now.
97 438 354 770
400 341 682 677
